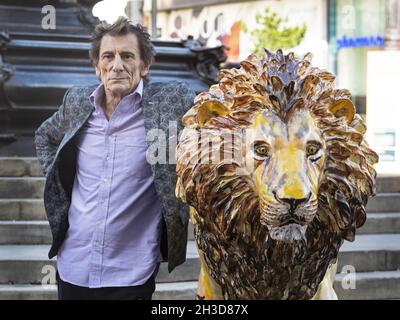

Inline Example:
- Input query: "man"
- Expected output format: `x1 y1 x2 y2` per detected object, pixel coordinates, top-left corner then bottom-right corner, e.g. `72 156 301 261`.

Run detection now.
34 17 195 300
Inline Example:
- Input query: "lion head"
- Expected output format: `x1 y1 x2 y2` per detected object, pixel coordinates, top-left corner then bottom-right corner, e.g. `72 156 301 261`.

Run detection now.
176 49 378 299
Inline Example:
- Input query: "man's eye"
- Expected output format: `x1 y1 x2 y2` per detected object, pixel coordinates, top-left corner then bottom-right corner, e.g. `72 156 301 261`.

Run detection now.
306 142 322 157
253 143 270 158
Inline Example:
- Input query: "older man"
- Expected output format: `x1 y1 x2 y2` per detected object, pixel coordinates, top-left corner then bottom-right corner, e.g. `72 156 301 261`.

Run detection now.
34 17 195 300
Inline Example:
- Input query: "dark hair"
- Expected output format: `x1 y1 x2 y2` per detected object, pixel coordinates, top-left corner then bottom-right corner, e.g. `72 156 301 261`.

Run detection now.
89 16 155 79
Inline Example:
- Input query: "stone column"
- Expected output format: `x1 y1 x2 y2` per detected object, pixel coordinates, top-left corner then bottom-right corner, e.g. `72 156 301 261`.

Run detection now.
385 0 400 50
125 0 144 25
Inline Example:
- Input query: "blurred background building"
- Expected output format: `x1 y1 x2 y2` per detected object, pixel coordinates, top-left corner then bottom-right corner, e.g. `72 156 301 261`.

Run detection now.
1 0 399 171
94 0 400 174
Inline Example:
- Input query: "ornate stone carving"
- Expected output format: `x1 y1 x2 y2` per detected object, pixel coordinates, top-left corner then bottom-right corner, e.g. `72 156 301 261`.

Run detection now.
78 0 101 31
0 31 14 114
184 37 227 85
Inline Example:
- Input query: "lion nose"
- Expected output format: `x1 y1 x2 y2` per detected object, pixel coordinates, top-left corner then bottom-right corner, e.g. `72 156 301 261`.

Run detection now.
273 191 311 211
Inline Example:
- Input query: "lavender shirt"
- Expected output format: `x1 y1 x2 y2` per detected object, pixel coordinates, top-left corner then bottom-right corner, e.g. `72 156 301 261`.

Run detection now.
57 79 163 288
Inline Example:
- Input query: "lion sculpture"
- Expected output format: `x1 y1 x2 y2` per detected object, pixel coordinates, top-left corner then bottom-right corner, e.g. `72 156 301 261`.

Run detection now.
175 49 378 300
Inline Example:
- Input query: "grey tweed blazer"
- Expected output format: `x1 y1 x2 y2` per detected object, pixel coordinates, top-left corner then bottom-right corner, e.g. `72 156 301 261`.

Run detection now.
34 80 196 273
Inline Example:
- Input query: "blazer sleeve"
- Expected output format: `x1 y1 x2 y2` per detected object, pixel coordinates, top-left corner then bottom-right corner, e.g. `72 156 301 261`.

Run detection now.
34 87 72 177
176 81 196 132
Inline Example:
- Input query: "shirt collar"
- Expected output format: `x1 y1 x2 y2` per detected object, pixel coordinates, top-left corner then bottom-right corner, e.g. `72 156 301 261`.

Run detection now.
89 78 144 114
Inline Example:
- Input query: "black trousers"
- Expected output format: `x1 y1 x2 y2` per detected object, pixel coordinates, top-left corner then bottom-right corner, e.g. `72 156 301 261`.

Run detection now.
56 272 155 300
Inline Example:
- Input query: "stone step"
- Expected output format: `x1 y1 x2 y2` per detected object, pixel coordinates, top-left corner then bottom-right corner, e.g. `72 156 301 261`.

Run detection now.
1 208 399 241
0 199 45 221
0 178 44 199
1 156 397 193
0 209 398 242
0 193 398 222
0 198 195 240
334 270 400 300
359 212 400 234
165 274 400 300
0 284 57 300
366 193 400 212
188 222 194 241
0 158 43 177
1 208 398 245
0 221 52 245
376 175 400 194
0 220 194 244
0 242 199 285
339 234 400 272
0 196 398 224
0 281 198 300
155 282 197 300
1 235 399 285
1 271 399 300
0 173 399 202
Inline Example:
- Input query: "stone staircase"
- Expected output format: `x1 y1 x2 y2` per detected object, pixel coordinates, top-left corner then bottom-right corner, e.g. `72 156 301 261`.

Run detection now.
0 157 399 300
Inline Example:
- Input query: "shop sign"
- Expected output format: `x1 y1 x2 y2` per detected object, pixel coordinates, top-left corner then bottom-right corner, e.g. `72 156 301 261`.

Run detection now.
336 35 384 51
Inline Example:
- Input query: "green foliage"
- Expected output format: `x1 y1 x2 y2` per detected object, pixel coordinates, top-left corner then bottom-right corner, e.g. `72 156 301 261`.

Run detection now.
241 8 307 55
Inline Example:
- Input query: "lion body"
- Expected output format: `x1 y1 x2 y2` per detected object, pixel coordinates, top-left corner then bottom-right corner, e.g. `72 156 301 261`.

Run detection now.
176 50 378 299
191 207 341 299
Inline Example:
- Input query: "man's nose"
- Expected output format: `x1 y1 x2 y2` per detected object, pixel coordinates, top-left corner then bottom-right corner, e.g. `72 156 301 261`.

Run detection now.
112 55 124 72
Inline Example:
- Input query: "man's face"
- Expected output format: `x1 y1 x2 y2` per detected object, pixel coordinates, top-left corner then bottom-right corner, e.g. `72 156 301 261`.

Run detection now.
95 33 149 98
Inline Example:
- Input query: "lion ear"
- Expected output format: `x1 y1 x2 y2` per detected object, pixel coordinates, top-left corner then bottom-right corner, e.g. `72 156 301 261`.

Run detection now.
197 100 229 127
329 98 355 124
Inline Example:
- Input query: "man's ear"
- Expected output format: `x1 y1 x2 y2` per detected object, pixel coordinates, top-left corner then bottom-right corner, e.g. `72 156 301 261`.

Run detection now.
95 64 101 80
197 100 229 127
329 98 355 124
140 64 150 77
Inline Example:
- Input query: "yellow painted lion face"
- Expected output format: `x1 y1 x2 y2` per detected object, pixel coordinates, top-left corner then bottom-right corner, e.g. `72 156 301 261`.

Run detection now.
247 108 326 242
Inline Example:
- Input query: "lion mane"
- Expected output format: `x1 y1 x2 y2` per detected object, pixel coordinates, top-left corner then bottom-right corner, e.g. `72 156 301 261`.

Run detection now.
176 49 378 299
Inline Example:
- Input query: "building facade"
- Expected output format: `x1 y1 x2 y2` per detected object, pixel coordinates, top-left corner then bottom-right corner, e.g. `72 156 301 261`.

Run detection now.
145 0 329 67
142 0 400 174
327 0 400 173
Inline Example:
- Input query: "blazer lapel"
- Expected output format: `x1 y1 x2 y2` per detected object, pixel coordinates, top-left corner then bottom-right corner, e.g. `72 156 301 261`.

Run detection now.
58 93 95 153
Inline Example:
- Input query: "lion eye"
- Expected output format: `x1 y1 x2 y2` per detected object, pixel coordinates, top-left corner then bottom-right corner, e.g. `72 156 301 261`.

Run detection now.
254 143 270 158
306 142 322 157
